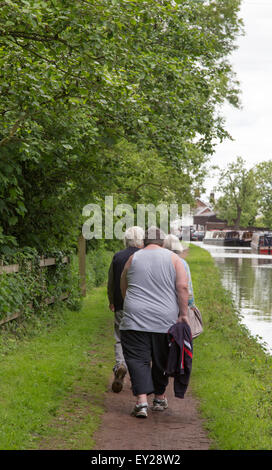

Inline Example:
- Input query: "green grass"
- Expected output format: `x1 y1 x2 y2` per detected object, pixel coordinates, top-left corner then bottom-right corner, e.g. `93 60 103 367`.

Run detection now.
0 287 115 450
187 244 272 450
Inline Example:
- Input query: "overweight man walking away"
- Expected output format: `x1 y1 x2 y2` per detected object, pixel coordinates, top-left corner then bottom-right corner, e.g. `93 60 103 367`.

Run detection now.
107 226 144 393
119 226 189 418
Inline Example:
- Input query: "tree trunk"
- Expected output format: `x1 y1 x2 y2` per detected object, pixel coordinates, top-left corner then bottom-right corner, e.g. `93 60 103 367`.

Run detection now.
234 206 242 229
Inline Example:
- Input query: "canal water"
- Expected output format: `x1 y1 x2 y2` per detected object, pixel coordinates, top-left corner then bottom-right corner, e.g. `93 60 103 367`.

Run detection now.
192 242 272 354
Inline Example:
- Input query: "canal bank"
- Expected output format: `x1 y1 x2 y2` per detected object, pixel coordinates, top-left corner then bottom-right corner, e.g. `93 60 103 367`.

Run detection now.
187 244 272 450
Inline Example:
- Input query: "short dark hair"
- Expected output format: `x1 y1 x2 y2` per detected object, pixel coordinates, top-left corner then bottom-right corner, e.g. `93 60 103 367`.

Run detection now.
144 226 166 247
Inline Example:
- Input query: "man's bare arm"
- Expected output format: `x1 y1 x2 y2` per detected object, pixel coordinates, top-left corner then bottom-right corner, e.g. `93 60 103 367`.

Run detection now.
172 254 189 322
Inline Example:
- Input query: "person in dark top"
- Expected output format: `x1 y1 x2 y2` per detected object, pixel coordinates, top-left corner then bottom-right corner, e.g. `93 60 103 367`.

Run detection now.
107 226 144 393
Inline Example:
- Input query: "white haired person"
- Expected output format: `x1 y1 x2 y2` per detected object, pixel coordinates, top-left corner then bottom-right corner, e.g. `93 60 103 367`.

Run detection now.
107 226 144 393
163 234 195 308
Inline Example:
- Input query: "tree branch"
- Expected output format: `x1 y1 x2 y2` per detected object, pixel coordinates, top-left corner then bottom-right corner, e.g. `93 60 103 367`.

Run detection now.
11 38 83 80
0 29 105 61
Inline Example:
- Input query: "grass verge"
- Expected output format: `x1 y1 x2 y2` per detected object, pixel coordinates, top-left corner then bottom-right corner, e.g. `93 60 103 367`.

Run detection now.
0 287 114 450
187 244 272 450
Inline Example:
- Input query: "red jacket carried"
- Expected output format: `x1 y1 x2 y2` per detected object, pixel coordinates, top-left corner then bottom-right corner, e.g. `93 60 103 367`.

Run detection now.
165 322 193 399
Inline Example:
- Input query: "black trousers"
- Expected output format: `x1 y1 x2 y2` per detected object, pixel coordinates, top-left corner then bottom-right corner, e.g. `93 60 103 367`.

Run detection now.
120 330 169 396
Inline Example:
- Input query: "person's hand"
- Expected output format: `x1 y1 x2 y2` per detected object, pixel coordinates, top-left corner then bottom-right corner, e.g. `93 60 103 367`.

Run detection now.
177 315 189 324
109 304 115 312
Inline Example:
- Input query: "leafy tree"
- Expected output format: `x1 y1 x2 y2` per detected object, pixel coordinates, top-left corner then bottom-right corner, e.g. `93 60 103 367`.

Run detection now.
100 139 207 206
254 160 272 229
0 0 243 254
215 157 258 228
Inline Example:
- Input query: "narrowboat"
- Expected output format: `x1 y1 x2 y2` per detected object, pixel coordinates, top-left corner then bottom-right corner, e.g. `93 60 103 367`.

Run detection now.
239 231 253 247
203 230 226 245
203 230 241 246
224 230 241 246
251 232 272 254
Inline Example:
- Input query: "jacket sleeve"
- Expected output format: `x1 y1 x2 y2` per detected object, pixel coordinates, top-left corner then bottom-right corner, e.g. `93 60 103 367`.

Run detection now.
107 259 114 304
173 325 193 399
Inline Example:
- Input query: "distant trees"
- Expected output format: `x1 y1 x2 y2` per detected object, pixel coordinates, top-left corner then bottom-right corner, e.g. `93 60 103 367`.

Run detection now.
213 157 272 229
254 161 272 228
215 157 258 228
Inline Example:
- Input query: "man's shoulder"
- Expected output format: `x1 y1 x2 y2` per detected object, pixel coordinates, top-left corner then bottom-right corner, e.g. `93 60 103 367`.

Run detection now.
113 246 139 261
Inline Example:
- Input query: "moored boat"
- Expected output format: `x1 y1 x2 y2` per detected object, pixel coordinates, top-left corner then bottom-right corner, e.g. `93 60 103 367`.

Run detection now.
224 230 240 246
203 230 241 246
251 232 272 254
239 230 253 247
203 230 225 245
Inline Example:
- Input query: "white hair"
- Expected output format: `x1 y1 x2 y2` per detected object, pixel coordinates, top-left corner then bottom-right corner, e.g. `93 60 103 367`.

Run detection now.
146 225 166 239
163 234 184 252
124 226 145 248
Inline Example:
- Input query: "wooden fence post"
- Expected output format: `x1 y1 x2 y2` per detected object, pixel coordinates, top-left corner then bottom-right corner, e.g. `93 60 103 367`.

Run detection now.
78 234 86 297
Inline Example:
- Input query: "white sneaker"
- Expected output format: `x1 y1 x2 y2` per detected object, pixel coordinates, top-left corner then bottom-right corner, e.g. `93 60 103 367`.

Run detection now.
131 403 148 418
151 397 168 411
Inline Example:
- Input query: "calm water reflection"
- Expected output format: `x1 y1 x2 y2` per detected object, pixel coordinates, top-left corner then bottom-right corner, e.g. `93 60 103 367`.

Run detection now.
194 242 272 354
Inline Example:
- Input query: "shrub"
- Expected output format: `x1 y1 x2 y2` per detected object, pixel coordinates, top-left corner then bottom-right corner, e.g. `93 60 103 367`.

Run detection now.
0 248 80 323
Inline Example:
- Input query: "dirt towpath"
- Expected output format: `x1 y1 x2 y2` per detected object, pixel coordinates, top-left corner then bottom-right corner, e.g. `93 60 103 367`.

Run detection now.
93 375 211 450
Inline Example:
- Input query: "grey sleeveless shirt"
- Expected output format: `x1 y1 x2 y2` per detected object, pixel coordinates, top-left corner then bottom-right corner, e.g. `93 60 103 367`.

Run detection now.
120 247 179 333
